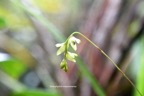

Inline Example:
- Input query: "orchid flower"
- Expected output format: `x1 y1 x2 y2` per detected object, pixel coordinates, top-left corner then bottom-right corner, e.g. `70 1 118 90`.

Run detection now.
56 36 80 72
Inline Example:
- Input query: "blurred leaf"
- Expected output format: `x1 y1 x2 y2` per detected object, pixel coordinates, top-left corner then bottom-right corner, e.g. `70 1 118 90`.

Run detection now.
0 6 29 28
11 0 65 41
0 70 26 92
137 1 144 18
0 70 60 96
0 17 6 28
133 36 144 96
0 58 27 79
11 89 61 96
31 0 65 13
128 20 140 38
76 57 105 96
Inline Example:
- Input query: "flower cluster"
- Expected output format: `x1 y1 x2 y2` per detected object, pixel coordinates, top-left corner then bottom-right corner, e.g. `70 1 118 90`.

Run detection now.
56 36 81 72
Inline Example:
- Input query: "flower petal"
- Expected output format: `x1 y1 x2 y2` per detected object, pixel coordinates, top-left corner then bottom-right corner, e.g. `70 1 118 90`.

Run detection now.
70 41 77 51
60 59 68 72
75 38 81 44
56 44 65 55
69 36 80 51
70 36 81 44
60 59 67 69
62 65 68 72
55 43 64 47
66 52 77 62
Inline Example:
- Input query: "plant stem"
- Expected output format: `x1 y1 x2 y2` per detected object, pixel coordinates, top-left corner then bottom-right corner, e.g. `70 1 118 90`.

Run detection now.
72 32 143 96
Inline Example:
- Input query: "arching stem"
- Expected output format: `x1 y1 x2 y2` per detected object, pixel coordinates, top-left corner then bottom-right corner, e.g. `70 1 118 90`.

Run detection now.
71 32 143 96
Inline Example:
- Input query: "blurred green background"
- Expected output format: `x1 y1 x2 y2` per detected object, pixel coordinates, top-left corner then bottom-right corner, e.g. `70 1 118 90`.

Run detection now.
0 0 144 96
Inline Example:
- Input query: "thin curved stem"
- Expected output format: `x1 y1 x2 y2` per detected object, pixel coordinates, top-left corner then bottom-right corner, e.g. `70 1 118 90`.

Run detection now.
72 32 143 96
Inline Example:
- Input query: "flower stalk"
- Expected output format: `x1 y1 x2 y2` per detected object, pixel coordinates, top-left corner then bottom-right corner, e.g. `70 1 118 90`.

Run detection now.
56 32 143 96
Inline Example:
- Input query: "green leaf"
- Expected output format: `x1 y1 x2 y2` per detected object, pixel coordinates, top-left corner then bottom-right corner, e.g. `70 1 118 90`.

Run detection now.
0 18 6 29
0 58 27 79
11 89 61 96
133 37 144 96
